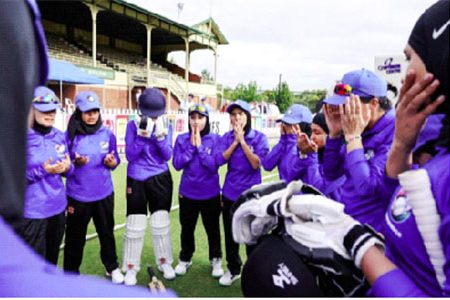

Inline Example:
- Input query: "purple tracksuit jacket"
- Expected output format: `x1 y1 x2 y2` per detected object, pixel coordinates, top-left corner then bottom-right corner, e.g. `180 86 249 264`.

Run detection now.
65 126 120 202
262 134 308 183
125 120 173 181
173 132 221 200
322 109 395 232
371 150 450 297
0 216 175 297
25 128 71 219
217 129 269 201
292 152 345 200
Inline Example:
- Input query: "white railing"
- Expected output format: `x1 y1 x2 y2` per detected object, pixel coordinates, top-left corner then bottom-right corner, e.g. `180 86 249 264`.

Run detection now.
55 109 281 154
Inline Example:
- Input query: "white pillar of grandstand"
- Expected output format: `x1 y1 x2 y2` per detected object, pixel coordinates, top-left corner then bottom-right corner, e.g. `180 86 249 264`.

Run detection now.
86 4 101 67
167 74 172 112
145 25 154 87
183 37 190 94
213 48 218 84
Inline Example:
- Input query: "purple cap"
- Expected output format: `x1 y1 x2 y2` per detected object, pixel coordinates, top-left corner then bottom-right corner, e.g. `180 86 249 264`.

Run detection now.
138 88 166 118
324 69 387 105
32 86 60 112
226 99 251 115
75 91 101 112
277 104 313 124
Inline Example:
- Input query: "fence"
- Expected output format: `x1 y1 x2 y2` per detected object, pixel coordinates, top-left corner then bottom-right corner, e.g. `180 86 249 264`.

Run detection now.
55 109 281 153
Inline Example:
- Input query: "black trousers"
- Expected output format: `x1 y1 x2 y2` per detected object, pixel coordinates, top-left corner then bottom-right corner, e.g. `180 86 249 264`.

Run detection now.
17 211 65 265
222 196 242 275
178 194 222 262
126 171 173 215
63 193 119 273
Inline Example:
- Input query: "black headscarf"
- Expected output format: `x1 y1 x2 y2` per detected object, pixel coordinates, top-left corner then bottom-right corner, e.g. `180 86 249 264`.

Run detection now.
67 108 102 141
32 119 52 135
243 110 252 135
312 113 329 163
408 0 449 113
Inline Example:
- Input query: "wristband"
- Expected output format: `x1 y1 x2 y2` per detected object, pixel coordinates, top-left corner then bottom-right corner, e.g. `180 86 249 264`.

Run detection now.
344 135 361 145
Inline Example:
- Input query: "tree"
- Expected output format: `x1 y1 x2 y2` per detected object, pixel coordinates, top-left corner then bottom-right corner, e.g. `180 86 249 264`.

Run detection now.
260 90 275 102
231 81 260 102
274 81 293 113
201 69 213 82
293 89 327 112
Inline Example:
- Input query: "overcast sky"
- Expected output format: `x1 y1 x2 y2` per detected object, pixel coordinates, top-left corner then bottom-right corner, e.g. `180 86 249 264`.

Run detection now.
127 0 436 91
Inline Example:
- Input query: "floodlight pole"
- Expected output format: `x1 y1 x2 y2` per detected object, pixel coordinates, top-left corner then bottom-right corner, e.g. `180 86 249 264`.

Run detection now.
213 48 218 84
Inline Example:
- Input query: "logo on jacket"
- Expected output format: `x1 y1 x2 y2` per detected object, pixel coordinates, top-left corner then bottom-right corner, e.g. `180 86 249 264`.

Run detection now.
100 141 109 153
390 188 412 223
272 263 299 289
205 147 212 155
54 144 66 158
364 149 375 160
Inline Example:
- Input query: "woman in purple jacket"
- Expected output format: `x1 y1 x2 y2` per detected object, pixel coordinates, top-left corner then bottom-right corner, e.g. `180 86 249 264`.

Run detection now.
18 86 71 265
295 112 345 199
262 104 313 183
216 99 269 286
172 104 224 278
63 91 124 284
122 88 176 285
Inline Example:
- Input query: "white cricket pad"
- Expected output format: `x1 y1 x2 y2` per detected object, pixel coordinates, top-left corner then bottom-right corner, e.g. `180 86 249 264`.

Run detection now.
122 214 147 272
150 210 174 266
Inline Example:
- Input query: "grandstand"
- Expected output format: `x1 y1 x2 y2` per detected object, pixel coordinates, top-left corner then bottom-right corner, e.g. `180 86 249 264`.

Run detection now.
37 0 228 111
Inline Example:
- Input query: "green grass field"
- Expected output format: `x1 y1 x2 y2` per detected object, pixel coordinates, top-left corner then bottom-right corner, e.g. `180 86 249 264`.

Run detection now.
57 160 279 297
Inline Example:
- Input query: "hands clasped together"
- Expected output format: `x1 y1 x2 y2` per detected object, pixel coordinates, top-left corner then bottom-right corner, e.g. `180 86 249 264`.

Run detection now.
43 153 71 174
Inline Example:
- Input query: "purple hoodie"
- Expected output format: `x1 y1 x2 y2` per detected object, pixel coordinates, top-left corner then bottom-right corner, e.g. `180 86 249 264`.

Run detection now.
25 128 70 219
173 132 221 200
322 109 395 232
217 129 269 201
125 120 173 181
372 150 450 296
65 126 120 202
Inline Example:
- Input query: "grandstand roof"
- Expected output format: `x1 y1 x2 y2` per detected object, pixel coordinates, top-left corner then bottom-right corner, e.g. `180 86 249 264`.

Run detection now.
192 18 229 45
38 0 228 55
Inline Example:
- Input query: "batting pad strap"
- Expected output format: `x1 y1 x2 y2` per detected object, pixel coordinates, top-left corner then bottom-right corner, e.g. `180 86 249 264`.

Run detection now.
344 224 384 268
266 199 282 216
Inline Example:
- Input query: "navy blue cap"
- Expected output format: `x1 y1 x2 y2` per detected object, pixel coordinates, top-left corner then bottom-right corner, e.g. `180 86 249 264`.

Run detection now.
226 99 251 115
32 86 60 112
324 69 387 105
278 104 313 124
188 104 209 117
75 91 101 112
138 88 166 118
